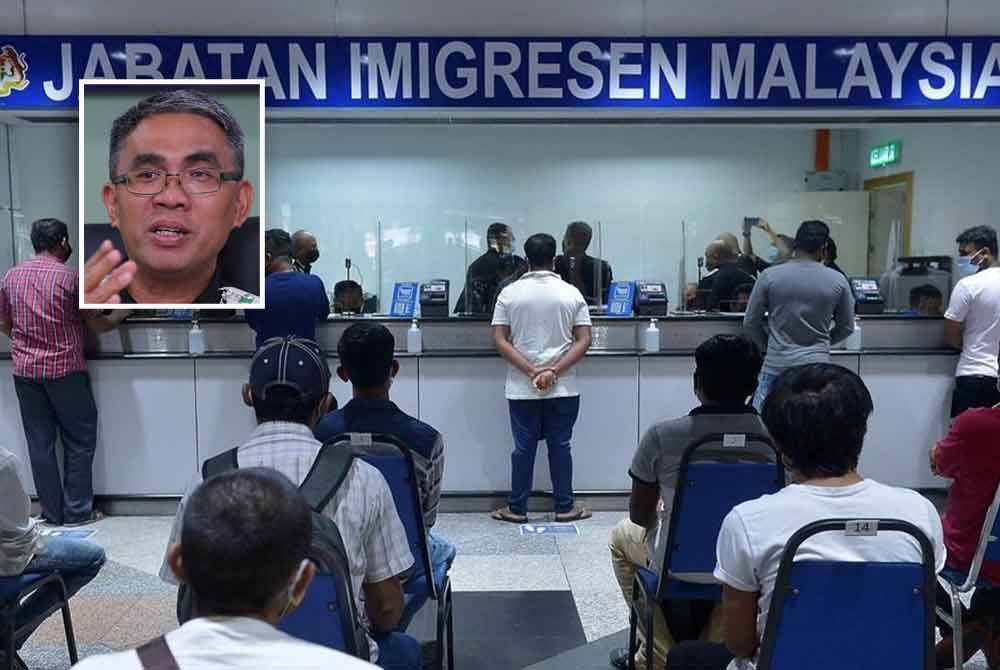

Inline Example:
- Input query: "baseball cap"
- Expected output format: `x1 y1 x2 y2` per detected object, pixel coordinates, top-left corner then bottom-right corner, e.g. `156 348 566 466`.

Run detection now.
249 336 330 401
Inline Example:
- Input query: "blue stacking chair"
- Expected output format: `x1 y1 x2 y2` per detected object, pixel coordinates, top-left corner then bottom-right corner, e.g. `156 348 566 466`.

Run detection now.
757 519 936 670
331 432 455 670
278 557 367 659
0 572 78 670
628 432 783 670
936 482 1000 670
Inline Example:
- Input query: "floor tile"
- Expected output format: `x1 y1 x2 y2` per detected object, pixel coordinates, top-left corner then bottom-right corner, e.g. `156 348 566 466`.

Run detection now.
434 512 559 556
449 555 570 592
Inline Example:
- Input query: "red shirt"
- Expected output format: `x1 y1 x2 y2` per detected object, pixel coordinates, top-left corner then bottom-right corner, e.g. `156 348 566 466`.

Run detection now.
0 255 87 379
937 407 1000 583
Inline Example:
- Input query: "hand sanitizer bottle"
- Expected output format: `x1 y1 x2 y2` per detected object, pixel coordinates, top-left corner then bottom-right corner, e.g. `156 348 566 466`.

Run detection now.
407 318 422 354
188 318 206 356
644 318 660 353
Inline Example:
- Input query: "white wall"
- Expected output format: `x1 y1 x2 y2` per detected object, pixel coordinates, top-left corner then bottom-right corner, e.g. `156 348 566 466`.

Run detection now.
860 124 1000 258
266 123 830 305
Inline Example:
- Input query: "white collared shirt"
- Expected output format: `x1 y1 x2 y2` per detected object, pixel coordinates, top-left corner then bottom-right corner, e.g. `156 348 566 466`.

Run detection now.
0 446 39 576
72 616 376 669
491 271 592 400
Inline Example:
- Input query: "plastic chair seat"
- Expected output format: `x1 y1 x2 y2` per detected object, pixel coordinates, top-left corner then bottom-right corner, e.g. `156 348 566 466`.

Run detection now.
940 567 998 590
0 573 49 603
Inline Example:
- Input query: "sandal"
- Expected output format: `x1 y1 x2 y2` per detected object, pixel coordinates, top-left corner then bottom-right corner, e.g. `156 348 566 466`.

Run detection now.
554 505 592 523
491 506 528 524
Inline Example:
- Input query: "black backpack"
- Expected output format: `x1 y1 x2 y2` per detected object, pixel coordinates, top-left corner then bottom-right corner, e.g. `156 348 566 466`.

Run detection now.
175 442 369 660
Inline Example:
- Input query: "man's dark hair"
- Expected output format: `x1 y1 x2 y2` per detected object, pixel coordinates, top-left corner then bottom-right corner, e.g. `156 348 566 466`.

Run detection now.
761 363 873 479
794 220 830 254
252 385 323 424
181 467 311 616
487 222 510 243
825 238 839 261
524 233 557 268
109 89 245 179
30 218 69 253
338 322 394 388
909 283 943 308
694 335 762 405
334 280 363 298
566 221 593 249
956 225 998 257
265 229 293 260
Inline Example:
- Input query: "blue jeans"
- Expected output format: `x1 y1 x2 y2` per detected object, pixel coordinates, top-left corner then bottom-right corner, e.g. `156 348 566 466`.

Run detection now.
752 371 779 411
8 536 106 648
399 532 457 629
372 630 421 670
508 396 581 516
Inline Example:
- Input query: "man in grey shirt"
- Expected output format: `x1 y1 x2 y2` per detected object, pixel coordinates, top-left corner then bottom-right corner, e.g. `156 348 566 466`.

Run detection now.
743 220 855 409
608 335 773 670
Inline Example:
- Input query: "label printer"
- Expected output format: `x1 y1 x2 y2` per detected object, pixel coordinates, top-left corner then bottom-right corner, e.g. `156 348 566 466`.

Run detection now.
851 278 885 314
419 279 450 318
635 281 669 316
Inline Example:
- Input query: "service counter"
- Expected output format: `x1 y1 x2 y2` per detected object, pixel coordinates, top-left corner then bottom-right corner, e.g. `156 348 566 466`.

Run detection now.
0 315 954 502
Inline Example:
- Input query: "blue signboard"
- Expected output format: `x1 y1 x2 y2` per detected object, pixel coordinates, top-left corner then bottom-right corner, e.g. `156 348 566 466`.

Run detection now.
0 36 998 109
606 281 636 317
390 282 418 317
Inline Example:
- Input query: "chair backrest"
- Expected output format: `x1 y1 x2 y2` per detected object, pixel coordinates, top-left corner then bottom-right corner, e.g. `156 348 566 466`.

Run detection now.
659 432 783 598
756 519 936 670
326 432 435 599
967 481 1000 577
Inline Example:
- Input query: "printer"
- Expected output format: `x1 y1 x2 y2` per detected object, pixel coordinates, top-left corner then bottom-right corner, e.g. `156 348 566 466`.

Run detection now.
634 281 669 316
419 279 450 318
851 278 885 315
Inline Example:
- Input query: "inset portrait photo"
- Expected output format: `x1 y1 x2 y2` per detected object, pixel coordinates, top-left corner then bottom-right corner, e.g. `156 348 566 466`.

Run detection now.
79 80 265 309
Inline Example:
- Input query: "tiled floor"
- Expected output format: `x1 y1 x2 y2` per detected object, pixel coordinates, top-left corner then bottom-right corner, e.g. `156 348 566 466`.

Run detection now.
17 509 993 670
19 511 631 669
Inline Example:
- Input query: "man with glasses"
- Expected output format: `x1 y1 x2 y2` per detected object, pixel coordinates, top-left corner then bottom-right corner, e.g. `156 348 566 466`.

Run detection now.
84 88 255 305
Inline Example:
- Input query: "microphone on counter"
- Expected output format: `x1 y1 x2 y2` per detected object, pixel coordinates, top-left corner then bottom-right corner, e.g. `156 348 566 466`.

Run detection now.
697 256 704 282
345 257 352 281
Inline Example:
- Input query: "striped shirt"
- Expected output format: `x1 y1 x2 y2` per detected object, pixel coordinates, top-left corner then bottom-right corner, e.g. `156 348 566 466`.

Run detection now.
315 397 445 529
0 255 86 379
159 421 413 662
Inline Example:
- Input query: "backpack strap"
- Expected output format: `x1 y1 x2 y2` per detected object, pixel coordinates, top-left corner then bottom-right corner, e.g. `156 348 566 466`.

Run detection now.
136 635 180 670
299 441 354 512
201 447 240 480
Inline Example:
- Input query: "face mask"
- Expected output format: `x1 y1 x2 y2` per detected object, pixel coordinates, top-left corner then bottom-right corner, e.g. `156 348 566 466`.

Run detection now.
278 561 309 620
767 246 781 263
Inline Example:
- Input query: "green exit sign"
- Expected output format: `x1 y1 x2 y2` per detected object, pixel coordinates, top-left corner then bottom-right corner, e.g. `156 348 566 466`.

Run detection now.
869 140 902 168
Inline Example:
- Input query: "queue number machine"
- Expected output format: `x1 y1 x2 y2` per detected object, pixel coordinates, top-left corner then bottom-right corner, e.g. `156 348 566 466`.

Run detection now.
851 278 885 315
419 279 450 318
605 281 669 317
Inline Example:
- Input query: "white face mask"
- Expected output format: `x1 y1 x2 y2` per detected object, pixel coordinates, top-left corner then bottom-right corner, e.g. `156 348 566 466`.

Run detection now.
278 560 309 620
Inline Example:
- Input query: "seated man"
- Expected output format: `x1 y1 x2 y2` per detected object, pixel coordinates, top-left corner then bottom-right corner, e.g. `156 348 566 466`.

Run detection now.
246 229 330 348
334 280 365 314
930 370 1000 666
77 468 375 669
555 221 613 306
0 447 105 670
315 322 456 624
907 284 944 317
667 363 947 670
158 337 419 670
608 334 771 670
697 241 755 312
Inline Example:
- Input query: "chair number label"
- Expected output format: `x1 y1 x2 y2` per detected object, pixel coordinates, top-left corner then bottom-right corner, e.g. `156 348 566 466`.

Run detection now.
723 434 747 448
350 433 373 447
845 520 879 536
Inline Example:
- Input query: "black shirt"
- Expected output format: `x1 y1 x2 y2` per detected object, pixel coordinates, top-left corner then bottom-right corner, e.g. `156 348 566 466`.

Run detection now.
697 263 756 312
555 254 613 306
120 265 231 305
736 254 771 277
454 250 528 314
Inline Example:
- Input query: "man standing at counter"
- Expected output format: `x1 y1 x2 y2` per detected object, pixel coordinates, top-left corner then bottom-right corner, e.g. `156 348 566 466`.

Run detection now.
491 233 593 523
454 222 527 315
246 229 329 349
0 218 122 526
743 220 855 409
292 230 319 274
555 221 613 306
945 225 1000 416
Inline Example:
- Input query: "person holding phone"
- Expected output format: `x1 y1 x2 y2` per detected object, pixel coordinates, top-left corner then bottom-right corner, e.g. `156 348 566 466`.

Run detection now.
738 218 793 276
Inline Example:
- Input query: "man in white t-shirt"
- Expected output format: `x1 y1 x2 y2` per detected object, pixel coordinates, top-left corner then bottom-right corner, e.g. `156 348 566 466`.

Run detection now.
490 232 593 523
945 225 1000 417
665 363 947 670
74 468 376 670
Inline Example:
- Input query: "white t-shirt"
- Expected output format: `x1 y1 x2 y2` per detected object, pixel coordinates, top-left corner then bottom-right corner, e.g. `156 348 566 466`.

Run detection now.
945 266 1000 378
713 479 946 670
491 271 592 400
72 616 376 669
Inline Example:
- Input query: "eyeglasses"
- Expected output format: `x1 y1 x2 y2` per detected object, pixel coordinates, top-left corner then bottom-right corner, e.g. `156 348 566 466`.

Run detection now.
110 167 242 196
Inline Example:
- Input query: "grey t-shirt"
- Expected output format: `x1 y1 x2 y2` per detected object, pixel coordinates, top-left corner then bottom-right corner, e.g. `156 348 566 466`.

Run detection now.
629 408 772 571
743 258 855 375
